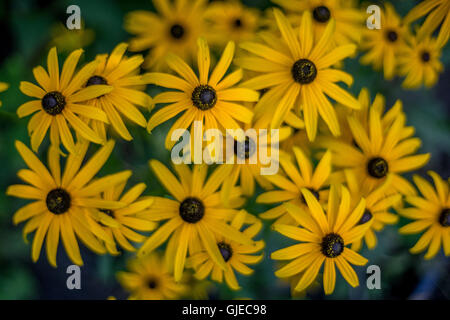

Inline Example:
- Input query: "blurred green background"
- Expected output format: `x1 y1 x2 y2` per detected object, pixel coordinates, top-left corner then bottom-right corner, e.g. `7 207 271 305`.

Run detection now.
0 0 448 300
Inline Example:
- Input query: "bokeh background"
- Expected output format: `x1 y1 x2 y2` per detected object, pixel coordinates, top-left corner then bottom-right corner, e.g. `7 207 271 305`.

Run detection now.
0 0 448 300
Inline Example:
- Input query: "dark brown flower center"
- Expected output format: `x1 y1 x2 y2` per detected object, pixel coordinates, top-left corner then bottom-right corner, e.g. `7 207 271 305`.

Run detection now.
291 59 317 84
421 51 430 62
439 208 450 227
386 30 398 42
321 233 344 258
147 277 159 289
233 18 243 28
192 85 217 110
218 242 233 262
179 197 205 223
358 209 373 225
86 75 108 86
313 6 331 23
367 157 389 179
301 188 320 204
170 23 185 39
42 91 66 115
46 188 71 214
234 137 256 159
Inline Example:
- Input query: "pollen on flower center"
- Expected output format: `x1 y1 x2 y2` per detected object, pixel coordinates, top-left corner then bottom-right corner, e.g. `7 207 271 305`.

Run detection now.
321 233 344 258
42 91 66 115
170 23 185 39
301 188 320 204
191 85 217 110
86 75 108 86
386 30 398 42
234 137 256 159
291 59 317 84
358 209 373 225
367 157 389 179
439 208 450 227
218 242 233 262
147 277 159 289
313 6 331 23
179 197 205 223
421 51 431 62
46 188 71 214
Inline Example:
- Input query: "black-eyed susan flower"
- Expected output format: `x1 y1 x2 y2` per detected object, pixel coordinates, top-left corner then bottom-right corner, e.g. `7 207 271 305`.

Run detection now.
205 0 260 46
272 0 365 47
91 181 156 255
0 82 9 106
399 171 450 259
84 43 152 141
397 35 444 89
188 210 264 290
18 47 112 153
146 38 258 150
344 170 400 252
7 140 130 267
273 186 369 295
136 161 254 281
403 0 450 47
124 0 209 71
117 253 187 300
360 3 409 80
257 147 331 225
237 9 360 141
320 98 430 197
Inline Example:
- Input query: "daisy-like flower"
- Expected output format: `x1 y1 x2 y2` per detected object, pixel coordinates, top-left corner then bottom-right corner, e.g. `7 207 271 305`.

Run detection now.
320 98 430 196
17 47 112 153
205 0 260 46
397 35 444 89
399 171 450 259
403 0 450 47
360 3 409 80
146 38 258 150
188 210 264 290
237 9 360 141
344 170 400 252
272 0 365 46
124 0 209 71
84 43 152 141
117 253 187 300
0 82 9 106
91 181 156 255
257 147 331 225
137 161 255 281
6 140 130 267
272 185 369 295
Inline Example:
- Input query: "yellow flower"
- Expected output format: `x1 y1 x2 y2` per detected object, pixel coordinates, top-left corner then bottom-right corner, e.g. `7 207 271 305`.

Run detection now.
6 140 130 267
50 22 94 53
188 210 264 290
257 147 331 225
18 47 112 153
272 0 365 46
360 3 409 80
272 186 369 295
0 82 9 106
146 38 258 150
124 0 209 71
403 0 450 47
399 171 450 259
345 170 400 252
320 97 429 196
117 253 187 300
205 0 260 46
91 181 156 255
237 9 360 141
85 43 152 141
137 161 255 281
397 35 444 89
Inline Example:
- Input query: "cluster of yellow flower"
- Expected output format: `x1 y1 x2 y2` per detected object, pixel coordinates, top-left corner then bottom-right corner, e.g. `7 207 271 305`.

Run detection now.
5 0 449 299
